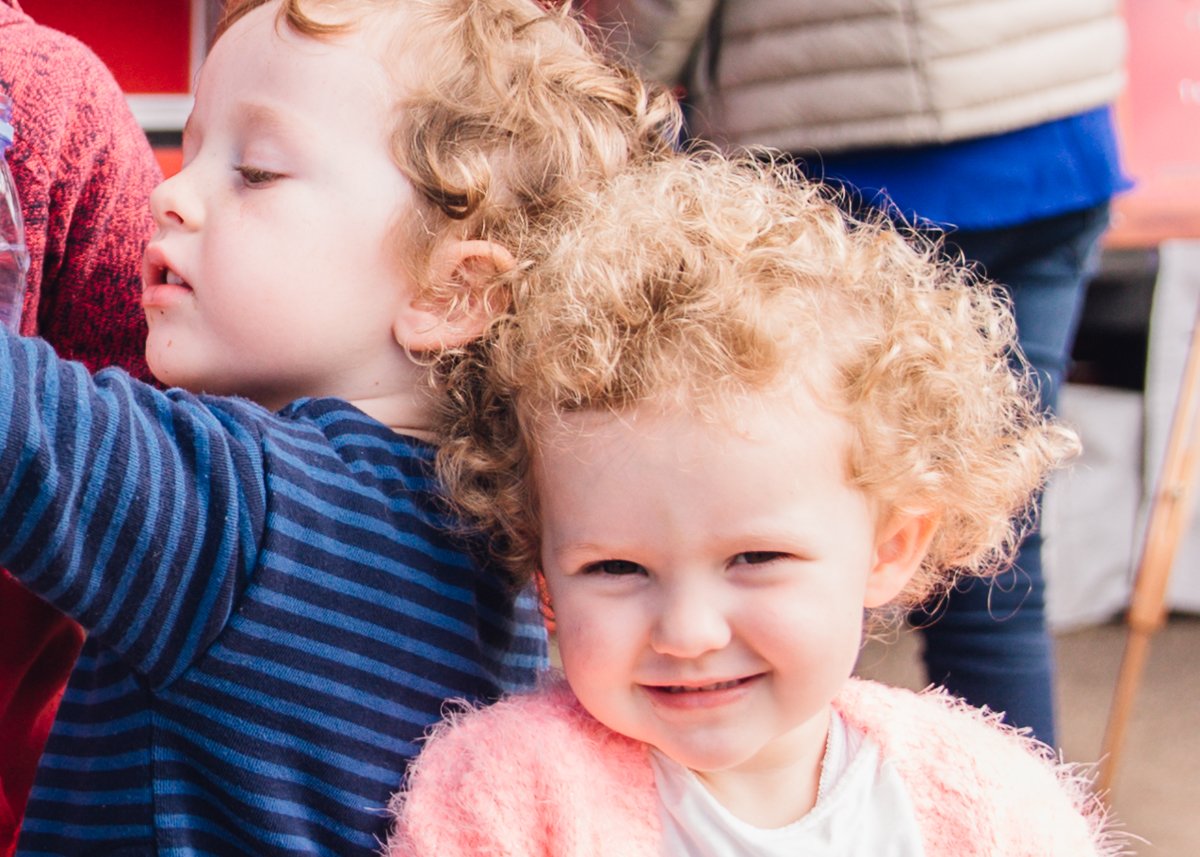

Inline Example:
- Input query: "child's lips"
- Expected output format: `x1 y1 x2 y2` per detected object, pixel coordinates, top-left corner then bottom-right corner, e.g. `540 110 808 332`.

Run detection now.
656 678 748 693
141 249 194 310
640 674 762 710
142 274 193 310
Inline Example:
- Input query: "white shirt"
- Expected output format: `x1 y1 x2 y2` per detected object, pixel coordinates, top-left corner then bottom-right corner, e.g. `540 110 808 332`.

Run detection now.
650 711 926 856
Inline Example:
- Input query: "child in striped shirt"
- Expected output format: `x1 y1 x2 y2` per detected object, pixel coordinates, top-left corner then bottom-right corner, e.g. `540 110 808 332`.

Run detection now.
0 1 678 853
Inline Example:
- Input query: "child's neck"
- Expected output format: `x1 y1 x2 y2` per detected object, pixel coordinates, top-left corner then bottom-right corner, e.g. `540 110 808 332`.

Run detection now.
234 367 438 440
691 708 831 828
347 389 438 441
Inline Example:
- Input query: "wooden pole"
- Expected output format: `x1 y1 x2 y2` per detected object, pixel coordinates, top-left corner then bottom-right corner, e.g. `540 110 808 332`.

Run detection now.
1097 306 1200 795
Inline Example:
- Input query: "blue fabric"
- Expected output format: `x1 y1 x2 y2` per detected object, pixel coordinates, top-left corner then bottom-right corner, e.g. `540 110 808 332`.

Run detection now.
813 107 1131 230
910 202 1112 748
0 330 547 856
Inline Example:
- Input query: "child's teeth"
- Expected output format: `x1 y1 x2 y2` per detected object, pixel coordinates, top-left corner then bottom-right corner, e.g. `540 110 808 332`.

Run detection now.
664 679 741 693
166 271 184 286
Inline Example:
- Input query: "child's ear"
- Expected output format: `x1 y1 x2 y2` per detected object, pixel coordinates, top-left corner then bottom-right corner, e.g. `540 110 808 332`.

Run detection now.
394 239 516 352
863 512 938 609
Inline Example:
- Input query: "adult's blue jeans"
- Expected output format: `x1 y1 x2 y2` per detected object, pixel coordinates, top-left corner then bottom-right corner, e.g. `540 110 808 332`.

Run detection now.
910 201 1111 748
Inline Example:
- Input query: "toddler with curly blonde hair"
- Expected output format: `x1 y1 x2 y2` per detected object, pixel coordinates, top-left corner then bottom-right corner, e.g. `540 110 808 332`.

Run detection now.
388 153 1125 856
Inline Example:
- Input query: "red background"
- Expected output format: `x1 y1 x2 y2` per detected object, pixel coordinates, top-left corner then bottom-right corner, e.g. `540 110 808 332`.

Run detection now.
19 0 192 94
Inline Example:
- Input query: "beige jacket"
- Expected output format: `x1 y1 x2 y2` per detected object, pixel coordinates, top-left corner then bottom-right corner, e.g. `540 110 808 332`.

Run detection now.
592 0 1126 153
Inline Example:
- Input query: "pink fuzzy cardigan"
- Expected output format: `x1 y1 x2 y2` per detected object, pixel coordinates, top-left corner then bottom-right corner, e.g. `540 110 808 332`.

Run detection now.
389 677 1125 856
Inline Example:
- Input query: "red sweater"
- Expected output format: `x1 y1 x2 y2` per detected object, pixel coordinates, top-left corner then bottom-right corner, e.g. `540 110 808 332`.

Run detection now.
0 2 160 852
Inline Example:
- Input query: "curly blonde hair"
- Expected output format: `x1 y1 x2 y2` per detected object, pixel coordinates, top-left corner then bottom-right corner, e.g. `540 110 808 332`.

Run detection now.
215 0 680 312
437 151 1080 611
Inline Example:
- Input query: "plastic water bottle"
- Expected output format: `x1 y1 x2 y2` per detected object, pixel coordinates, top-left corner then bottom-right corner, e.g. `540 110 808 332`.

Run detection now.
0 91 29 333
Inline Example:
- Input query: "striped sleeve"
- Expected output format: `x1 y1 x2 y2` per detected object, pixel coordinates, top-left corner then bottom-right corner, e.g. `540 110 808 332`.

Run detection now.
0 330 267 686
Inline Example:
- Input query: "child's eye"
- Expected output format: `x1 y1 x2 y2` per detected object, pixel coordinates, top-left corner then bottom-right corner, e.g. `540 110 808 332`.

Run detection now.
235 165 282 187
580 559 646 577
731 551 787 566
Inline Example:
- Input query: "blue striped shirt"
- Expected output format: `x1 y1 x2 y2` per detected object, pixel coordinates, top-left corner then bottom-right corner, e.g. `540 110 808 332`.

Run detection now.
0 331 547 855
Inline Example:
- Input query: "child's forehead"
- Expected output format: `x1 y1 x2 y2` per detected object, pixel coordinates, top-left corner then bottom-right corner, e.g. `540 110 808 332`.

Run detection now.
195 3 410 126
528 383 878 540
212 0 421 82
532 379 851 460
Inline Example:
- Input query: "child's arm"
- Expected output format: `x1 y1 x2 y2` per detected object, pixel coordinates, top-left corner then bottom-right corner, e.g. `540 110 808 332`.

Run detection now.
0 330 267 685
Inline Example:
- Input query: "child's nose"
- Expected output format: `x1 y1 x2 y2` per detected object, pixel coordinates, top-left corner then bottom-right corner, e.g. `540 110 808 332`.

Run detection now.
649 582 732 658
149 167 203 231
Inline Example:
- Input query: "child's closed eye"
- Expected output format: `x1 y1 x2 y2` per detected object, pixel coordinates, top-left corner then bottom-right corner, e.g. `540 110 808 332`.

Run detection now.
235 164 283 187
730 551 790 566
579 559 646 577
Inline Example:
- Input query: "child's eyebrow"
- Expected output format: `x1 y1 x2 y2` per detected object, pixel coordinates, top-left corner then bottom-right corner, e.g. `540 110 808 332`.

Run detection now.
180 102 296 149
547 540 615 563
237 102 298 135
